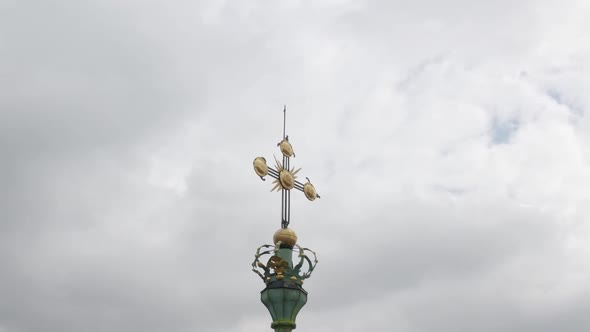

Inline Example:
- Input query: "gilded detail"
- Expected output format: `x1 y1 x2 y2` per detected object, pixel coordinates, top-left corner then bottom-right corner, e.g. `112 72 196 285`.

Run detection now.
252 106 320 229
251 243 318 286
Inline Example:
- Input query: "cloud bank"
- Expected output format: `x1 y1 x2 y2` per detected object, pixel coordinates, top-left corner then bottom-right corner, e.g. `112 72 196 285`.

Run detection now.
1 1 589 331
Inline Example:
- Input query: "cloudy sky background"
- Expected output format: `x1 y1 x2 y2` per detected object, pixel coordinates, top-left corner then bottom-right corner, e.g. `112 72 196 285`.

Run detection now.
2 0 590 331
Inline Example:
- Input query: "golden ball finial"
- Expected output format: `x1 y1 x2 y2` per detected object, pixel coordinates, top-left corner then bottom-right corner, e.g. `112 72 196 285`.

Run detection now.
273 228 297 247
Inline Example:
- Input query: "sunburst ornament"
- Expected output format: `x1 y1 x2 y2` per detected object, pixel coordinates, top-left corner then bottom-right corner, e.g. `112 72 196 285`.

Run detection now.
252 106 320 229
270 155 301 191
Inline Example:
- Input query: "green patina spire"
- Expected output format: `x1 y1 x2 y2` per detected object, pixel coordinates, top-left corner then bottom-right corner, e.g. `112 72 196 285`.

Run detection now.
253 240 318 332
251 107 320 331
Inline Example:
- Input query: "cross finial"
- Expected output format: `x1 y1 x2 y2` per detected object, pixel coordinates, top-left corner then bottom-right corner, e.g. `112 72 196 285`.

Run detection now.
252 106 320 229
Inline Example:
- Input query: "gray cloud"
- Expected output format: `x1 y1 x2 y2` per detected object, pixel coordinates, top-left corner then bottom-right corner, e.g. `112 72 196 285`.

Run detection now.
1 1 590 331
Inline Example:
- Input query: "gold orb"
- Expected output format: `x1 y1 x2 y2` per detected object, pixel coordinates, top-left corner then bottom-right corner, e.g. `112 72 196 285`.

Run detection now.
273 228 297 247
253 157 268 177
278 139 294 157
303 182 318 201
279 170 295 190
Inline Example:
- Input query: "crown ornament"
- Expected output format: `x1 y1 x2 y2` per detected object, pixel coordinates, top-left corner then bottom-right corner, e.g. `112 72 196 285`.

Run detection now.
252 241 318 285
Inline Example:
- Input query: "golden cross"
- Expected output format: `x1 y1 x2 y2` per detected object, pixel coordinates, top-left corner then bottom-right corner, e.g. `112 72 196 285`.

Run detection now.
253 106 320 229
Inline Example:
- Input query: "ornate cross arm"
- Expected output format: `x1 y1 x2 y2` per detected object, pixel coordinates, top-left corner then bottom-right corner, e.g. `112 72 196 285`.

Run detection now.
256 158 320 201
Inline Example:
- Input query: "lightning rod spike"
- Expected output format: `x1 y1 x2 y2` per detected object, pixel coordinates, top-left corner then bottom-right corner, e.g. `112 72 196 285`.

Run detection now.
283 105 287 139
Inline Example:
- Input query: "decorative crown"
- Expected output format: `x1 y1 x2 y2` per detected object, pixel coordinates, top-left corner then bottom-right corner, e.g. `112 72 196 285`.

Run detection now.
252 242 318 286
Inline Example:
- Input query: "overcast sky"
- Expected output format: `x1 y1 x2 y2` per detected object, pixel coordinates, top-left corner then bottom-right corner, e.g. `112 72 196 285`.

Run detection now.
1 1 590 331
